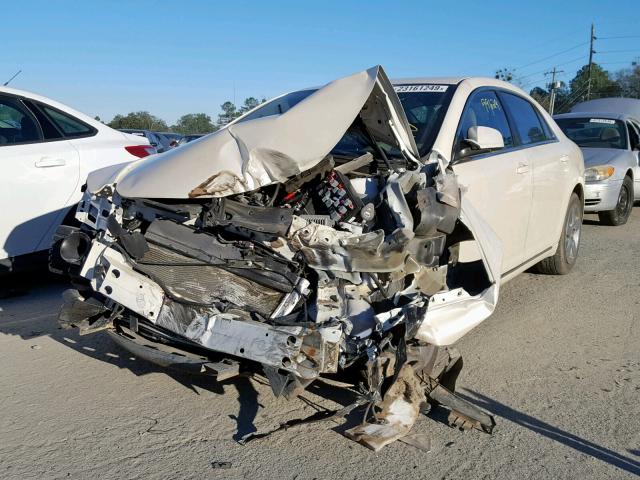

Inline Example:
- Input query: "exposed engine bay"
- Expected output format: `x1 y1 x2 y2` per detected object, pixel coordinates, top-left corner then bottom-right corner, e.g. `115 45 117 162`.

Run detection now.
51 66 501 450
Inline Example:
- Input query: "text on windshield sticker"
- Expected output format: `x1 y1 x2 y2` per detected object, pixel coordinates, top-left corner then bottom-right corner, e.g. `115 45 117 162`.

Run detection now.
394 85 448 93
589 118 615 124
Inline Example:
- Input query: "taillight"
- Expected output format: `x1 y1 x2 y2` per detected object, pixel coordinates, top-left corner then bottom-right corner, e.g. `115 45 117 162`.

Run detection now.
125 145 156 158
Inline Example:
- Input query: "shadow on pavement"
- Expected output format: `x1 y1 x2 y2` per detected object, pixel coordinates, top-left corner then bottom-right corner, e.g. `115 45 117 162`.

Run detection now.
459 389 640 477
0 269 267 438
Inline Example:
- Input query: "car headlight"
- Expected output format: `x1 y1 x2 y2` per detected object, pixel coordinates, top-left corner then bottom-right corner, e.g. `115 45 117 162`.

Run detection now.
585 165 615 182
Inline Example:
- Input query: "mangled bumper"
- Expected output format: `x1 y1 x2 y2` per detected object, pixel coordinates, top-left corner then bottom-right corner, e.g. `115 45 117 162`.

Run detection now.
56 172 501 379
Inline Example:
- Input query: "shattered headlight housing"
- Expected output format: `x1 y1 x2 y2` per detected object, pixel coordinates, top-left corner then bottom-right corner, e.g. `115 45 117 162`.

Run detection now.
585 165 614 182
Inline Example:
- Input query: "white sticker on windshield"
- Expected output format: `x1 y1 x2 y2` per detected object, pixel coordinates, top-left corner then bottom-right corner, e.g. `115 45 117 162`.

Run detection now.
394 85 448 93
589 118 615 124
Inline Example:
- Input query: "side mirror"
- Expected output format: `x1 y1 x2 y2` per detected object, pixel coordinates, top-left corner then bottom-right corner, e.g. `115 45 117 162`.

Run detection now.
466 126 504 151
457 126 505 160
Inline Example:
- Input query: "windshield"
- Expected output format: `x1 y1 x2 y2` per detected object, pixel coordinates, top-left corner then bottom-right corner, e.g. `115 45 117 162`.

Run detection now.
555 117 628 150
396 86 455 155
332 85 455 158
235 84 455 159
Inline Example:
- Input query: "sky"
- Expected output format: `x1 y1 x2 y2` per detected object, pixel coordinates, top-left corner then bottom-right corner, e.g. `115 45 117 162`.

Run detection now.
3 0 639 125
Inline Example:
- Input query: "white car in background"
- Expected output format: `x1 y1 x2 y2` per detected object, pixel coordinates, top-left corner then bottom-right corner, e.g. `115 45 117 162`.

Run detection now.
0 86 155 272
555 98 640 225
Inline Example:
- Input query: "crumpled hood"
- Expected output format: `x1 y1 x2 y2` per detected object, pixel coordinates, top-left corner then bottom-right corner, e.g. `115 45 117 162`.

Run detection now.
581 148 627 168
111 66 419 199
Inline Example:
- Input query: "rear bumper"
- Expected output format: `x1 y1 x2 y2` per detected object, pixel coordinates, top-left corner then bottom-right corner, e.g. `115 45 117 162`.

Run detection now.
584 180 622 212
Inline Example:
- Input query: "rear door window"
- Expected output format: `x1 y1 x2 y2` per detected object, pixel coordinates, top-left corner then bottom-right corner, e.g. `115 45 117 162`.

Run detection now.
41 105 95 138
457 90 514 152
499 92 546 145
0 96 42 145
22 100 64 140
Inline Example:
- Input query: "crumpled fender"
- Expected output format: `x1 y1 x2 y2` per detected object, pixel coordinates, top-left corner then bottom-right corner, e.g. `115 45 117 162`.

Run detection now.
414 195 503 346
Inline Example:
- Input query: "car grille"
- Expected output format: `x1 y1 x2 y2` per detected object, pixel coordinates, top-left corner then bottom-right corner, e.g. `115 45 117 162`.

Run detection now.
585 199 601 206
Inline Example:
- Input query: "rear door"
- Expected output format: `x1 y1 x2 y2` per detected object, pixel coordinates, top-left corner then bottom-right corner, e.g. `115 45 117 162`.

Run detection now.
498 91 569 260
452 89 533 274
0 95 80 260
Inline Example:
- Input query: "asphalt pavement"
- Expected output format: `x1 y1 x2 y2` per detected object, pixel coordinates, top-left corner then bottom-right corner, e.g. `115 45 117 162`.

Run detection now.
0 209 638 479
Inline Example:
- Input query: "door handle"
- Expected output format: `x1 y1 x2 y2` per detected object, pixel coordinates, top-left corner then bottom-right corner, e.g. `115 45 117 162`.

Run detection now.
35 157 66 168
516 162 530 174
559 155 569 163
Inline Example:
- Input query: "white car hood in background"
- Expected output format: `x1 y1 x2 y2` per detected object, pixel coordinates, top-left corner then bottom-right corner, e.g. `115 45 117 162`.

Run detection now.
581 147 628 169
114 66 420 199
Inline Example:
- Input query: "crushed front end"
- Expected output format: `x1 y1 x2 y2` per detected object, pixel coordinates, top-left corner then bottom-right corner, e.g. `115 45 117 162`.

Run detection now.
51 66 500 450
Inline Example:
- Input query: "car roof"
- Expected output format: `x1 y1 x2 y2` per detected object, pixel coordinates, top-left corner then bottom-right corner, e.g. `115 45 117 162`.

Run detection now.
554 111 635 122
0 85 106 130
571 98 640 118
391 77 467 85
390 76 529 95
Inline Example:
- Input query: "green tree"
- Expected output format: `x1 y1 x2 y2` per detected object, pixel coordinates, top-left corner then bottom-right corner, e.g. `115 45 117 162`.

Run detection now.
172 113 216 134
108 111 168 131
529 86 550 110
569 63 621 103
216 97 267 127
239 97 260 114
217 101 239 126
616 64 640 98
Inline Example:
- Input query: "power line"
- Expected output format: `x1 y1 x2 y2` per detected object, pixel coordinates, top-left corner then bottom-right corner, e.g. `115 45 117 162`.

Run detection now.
517 56 588 90
598 49 640 54
514 42 589 71
555 54 589 68
555 84 589 112
598 35 640 40
518 67 550 82
599 61 638 66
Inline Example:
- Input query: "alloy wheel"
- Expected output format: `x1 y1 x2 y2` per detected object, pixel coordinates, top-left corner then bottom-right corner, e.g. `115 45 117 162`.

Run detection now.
564 200 581 263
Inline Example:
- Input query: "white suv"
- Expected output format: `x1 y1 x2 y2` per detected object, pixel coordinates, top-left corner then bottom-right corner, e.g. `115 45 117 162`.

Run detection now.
0 87 155 272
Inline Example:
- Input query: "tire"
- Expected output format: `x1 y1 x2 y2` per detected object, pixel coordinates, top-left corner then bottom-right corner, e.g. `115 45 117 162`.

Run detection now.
598 176 634 226
48 205 81 276
534 192 582 275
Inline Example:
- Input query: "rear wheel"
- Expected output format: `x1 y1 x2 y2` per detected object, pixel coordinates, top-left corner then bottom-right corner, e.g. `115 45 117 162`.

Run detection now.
598 176 633 226
534 192 582 275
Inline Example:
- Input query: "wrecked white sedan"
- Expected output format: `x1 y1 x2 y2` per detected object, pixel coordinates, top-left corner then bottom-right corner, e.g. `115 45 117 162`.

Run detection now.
51 67 584 449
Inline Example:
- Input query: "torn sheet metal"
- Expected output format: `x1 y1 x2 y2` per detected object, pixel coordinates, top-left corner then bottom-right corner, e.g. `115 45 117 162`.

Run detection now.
345 364 426 451
106 66 419 199
53 65 504 451
415 195 502 346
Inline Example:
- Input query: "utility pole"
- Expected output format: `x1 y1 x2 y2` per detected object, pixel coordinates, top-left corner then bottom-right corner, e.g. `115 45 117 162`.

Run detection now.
545 67 564 115
586 23 596 100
